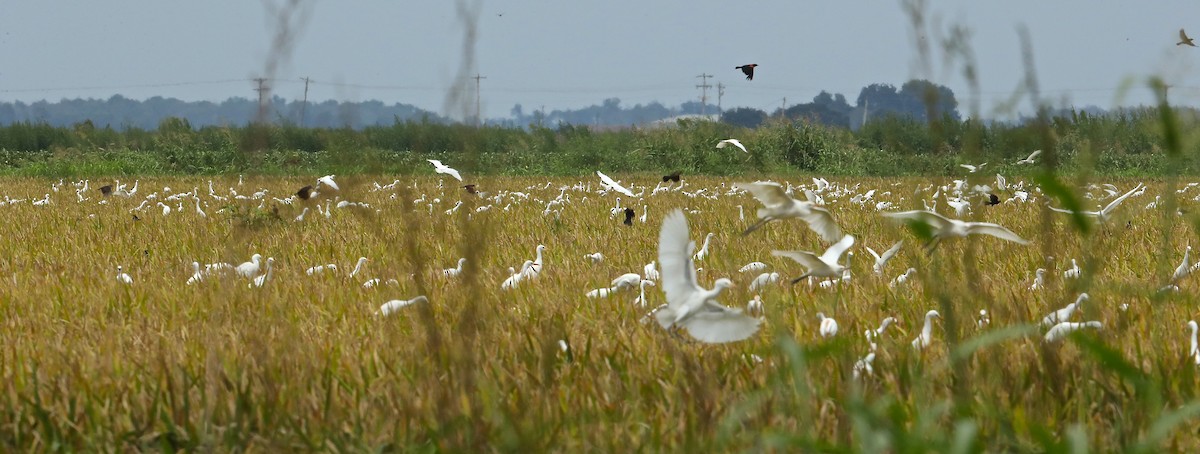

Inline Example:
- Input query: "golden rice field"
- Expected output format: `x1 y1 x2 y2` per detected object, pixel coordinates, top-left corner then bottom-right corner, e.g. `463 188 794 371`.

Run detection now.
1 174 1199 451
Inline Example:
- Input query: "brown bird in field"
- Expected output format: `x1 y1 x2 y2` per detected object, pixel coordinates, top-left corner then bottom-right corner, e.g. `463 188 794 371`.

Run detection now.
464 184 478 194
735 64 758 80
623 207 635 226
662 171 681 183
1179 28 1197 47
986 194 1001 206
99 185 113 196
296 185 314 200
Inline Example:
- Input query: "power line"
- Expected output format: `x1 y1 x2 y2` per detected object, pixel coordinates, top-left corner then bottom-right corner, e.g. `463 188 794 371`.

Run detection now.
473 73 486 126
695 73 712 115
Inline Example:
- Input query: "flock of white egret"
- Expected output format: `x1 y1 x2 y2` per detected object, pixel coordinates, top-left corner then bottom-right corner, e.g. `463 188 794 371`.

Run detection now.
26 145 1199 373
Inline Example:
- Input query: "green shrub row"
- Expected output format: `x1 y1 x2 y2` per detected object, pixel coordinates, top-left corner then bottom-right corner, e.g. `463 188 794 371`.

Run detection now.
0 107 1194 177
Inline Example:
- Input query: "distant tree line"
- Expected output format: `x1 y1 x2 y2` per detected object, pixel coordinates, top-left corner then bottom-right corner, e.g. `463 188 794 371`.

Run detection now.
0 78 1074 132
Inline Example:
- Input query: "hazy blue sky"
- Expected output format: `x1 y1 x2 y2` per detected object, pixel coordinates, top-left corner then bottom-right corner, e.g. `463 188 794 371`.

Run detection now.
1 1 1197 120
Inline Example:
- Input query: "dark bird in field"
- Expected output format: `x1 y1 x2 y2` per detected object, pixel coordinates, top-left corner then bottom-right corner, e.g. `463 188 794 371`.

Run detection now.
986 194 1001 206
99 185 113 196
296 185 314 200
623 207 635 226
735 64 758 80
464 184 478 194
1179 28 1197 47
132 214 141 221
662 171 681 183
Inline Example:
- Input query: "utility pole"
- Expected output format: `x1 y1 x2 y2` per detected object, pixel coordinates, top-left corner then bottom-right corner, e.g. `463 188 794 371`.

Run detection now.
253 78 270 123
472 73 486 126
300 77 310 126
780 97 787 118
695 73 712 116
539 104 545 127
716 82 725 114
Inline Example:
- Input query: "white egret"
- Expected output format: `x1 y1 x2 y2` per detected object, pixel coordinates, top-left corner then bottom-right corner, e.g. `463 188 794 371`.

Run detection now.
186 262 205 285
1044 321 1102 343
693 233 715 261
584 252 604 264
653 209 760 343
236 254 262 278
1172 245 1192 283
596 171 636 197
306 264 337 275
817 312 838 338
295 207 309 222
632 279 656 307
443 258 467 278
853 352 876 379
977 310 991 329
157 202 171 216
882 210 1029 253
1029 268 1046 291
349 257 368 278
377 295 428 316
611 273 643 291
427 160 463 181
746 295 764 316
772 234 855 284
1188 321 1199 365
739 261 769 273
866 241 903 276
250 257 275 288
643 261 660 281
748 272 780 292
585 286 619 299
1063 259 1081 279
715 138 748 153
911 310 940 350
959 163 986 173
1016 149 1042 165
1048 183 1144 223
524 244 547 279
317 175 340 191
734 181 842 242
865 316 897 351
502 261 534 290
116 266 133 284
1042 293 1087 327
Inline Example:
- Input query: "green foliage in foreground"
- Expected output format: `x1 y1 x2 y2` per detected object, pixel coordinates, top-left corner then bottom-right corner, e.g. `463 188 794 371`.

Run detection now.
0 105 1196 177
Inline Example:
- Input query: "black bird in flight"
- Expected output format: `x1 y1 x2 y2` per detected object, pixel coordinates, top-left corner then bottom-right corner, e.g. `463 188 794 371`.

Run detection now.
99 185 113 196
735 64 758 80
623 207 635 226
296 185 314 200
662 171 681 183
985 194 1001 206
464 184 478 194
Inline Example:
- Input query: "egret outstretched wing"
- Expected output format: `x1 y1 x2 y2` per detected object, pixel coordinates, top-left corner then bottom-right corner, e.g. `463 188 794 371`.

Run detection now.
683 305 761 343
716 139 748 153
965 223 1030 244
597 171 636 197
658 209 702 323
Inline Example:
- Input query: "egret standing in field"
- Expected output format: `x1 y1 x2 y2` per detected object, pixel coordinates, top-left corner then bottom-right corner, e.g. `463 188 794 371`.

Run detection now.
377 295 428 316
693 233 715 261
734 181 842 242
250 257 275 288
772 234 855 284
912 310 941 350
882 210 1029 253
237 254 263 278
817 313 838 338
1187 321 1199 365
652 209 760 343
427 160 462 181
1042 293 1087 327
116 266 133 284
1044 321 1102 342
